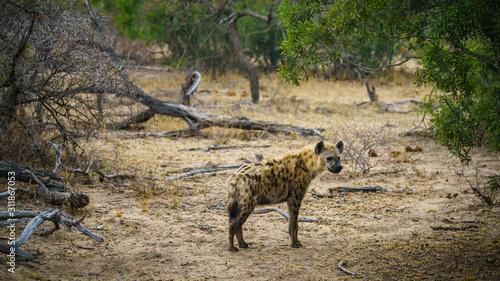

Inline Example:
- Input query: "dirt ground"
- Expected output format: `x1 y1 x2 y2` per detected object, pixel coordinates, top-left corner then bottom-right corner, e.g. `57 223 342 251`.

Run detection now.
1 71 499 280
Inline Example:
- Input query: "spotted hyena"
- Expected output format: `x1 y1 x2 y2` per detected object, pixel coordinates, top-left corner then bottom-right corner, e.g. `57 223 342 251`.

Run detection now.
226 140 344 251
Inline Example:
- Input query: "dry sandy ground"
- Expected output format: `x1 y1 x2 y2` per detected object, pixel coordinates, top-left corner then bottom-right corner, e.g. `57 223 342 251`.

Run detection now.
1 71 499 280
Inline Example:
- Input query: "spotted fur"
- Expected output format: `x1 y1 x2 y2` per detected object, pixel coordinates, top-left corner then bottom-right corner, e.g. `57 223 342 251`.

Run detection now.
227 140 344 251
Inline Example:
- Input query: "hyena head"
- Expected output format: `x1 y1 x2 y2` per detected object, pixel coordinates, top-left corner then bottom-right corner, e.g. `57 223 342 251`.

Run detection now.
314 140 344 174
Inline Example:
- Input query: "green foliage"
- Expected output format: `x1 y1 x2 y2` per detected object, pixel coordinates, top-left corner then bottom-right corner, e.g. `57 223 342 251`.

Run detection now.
95 0 281 75
279 0 500 165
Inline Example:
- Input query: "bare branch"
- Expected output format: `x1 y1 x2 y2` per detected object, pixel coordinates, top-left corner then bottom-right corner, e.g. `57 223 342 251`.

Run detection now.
342 55 421 72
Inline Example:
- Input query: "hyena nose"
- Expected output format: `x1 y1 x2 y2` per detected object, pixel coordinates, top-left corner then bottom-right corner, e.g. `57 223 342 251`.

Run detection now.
333 165 342 173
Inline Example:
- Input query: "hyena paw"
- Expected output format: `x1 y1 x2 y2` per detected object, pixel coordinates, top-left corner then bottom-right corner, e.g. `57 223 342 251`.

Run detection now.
291 241 303 248
239 242 249 249
228 246 239 252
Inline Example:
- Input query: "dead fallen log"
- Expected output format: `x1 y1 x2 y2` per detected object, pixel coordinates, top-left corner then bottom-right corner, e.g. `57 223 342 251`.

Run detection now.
329 185 387 193
338 261 359 276
0 209 103 260
164 164 243 181
0 161 68 192
110 108 156 130
24 170 89 208
430 225 478 231
0 187 34 199
179 144 270 152
0 218 29 226
0 242 38 260
217 205 326 223
444 218 480 224
0 210 43 219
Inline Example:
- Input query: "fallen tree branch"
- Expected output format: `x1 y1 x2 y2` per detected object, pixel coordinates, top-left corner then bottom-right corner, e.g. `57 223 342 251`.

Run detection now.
199 100 254 109
0 209 104 260
0 210 42 219
0 161 68 192
164 164 243 181
430 225 478 231
217 205 326 223
0 218 29 226
386 207 410 212
179 144 270 152
444 218 480 224
338 261 359 276
0 242 38 260
23 170 89 208
0 187 34 199
110 109 156 130
329 185 387 193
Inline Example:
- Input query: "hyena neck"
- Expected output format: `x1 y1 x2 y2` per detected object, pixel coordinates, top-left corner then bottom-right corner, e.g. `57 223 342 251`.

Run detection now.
299 148 325 178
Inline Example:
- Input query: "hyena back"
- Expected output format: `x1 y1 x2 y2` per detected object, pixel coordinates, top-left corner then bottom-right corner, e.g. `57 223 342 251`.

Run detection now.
227 140 344 251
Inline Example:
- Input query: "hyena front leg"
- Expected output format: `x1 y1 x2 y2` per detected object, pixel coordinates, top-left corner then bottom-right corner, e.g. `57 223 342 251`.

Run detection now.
287 193 304 248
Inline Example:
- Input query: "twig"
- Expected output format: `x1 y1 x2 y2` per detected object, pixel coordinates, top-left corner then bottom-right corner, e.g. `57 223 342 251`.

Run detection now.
329 185 387 193
386 207 410 212
0 210 42 219
0 187 34 199
0 242 37 260
49 142 62 173
164 164 243 181
135 65 171 72
60 218 104 242
23 170 89 208
338 261 359 276
444 218 480 224
0 218 29 226
466 167 495 205
430 225 478 231
199 100 254 108
217 206 326 223
179 144 270 152
77 245 95 250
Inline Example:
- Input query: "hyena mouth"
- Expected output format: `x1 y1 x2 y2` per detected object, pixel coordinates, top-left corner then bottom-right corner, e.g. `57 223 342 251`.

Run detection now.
328 166 342 174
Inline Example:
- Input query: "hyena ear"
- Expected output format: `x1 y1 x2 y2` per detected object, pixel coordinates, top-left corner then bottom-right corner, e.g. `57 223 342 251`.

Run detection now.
335 140 344 154
314 141 326 155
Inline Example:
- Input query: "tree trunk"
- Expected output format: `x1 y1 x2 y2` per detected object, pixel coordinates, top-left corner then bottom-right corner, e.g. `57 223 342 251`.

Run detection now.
229 20 259 103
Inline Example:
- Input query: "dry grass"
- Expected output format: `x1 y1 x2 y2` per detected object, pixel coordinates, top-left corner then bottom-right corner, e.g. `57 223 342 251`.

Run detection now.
2 70 499 280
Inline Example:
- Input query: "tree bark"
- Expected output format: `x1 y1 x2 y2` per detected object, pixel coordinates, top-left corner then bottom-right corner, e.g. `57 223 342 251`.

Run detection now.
0 161 68 192
181 70 201 106
229 20 260 103
365 80 378 102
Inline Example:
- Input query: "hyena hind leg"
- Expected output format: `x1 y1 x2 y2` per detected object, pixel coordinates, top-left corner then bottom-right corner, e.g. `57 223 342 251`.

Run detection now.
236 226 248 248
228 209 253 251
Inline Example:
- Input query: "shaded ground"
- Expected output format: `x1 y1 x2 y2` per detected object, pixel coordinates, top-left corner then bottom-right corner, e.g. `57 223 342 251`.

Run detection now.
1 72 499 280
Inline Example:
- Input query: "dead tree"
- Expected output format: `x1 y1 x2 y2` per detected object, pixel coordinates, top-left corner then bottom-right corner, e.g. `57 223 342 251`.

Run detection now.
85 1 323 137
181 70 201 106
200 0 278 103
365 80 379 102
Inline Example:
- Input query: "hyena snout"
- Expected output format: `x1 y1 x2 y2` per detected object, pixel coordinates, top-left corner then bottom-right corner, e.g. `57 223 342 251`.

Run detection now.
328 163 342 173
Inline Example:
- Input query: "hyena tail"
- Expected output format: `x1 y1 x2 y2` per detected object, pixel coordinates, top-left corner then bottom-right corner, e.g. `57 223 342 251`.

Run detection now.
227 196 239 221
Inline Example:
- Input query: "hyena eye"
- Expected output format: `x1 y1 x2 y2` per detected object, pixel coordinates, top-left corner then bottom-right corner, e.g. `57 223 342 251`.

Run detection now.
326 156 334 161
